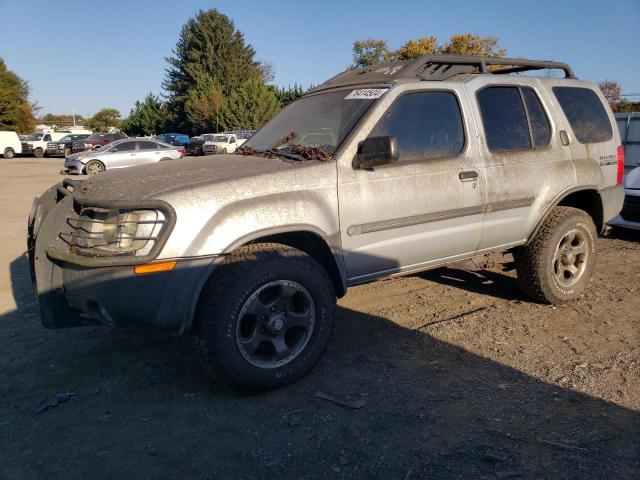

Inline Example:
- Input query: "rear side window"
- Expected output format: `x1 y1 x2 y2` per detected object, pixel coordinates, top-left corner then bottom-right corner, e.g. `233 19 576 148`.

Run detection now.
522 88 551 147
478 86 552 151
371 91 465 162
138 141 158 150
553 87 612 144
478 87 531 151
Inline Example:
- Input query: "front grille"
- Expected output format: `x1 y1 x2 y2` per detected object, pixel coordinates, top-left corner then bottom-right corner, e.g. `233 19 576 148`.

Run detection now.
620 194 640 223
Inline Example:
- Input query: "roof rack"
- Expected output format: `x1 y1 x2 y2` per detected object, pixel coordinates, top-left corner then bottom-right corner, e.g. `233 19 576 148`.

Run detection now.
315 55 575 92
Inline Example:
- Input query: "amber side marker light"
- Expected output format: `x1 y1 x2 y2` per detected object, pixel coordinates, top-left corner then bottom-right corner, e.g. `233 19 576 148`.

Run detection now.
134 261 177 275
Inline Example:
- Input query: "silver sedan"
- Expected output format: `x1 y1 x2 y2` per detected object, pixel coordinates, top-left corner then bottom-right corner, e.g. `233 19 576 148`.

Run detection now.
64 139 185 175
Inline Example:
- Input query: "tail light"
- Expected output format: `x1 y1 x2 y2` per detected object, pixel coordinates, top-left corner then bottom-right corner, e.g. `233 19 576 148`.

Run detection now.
617 145 625 185
177 147 186 155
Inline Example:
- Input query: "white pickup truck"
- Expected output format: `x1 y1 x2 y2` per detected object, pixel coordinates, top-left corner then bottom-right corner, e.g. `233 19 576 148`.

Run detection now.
202 134 246 155
21 132 69 157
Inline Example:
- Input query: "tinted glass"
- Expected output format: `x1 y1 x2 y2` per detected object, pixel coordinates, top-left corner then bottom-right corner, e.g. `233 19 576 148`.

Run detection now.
114 141 136 152
522 88 551 147
553 87 613 144
478 86 531 151
138 141 158 150
371 91 464 162
243 89 377 154
43 134 51 141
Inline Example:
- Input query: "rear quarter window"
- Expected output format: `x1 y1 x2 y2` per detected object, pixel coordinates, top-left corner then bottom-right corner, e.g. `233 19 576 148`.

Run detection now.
553 86 613 144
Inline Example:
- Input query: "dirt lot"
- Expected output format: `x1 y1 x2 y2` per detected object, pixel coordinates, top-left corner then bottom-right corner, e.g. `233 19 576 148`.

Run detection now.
0 157 639 479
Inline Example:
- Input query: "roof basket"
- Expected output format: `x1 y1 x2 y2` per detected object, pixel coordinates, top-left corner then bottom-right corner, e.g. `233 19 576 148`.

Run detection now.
315 55 575 92
410 55 575 79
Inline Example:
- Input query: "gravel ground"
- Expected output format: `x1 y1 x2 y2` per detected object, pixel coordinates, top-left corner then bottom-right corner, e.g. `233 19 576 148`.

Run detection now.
0 157 638 479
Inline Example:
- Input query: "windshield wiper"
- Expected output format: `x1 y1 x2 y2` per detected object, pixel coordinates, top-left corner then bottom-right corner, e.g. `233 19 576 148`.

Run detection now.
266 149 306 162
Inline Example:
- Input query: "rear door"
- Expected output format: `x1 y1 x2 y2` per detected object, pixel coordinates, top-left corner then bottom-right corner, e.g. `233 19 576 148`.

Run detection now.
467 80 575 248
551 84 620 187
136 141 162 163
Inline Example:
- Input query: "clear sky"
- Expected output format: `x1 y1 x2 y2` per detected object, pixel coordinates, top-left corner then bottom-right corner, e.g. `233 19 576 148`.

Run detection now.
0 0 638 117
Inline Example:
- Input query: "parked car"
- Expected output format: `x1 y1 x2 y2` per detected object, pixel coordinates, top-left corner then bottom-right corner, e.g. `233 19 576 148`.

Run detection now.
21 131 68 157
608 166 640 230
29 55 624 390
186 133 218 156
46 134 90 158
156 133 190 147
72 132 128 153
0 131 22 158
202 133 246 154
63 138 185 175
224 129 256 140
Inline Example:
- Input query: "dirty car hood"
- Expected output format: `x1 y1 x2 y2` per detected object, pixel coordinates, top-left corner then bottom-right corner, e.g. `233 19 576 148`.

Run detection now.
72 155 310 203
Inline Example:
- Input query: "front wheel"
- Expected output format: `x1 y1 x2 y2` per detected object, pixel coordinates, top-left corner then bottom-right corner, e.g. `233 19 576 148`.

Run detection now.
195 243 336 390
514 207 597 304
3 147 15 159
33 147 44 158
85 160 105 175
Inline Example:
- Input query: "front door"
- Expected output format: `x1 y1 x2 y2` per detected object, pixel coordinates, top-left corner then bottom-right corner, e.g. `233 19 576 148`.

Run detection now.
338 85 486 283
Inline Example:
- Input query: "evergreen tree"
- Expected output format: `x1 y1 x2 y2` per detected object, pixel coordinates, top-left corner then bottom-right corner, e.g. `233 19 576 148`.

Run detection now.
163 9 263 131
219 78 280 131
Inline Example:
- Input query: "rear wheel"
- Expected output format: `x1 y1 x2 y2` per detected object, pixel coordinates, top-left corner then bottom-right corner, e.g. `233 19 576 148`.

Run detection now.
195 243 336 390
3 147 15 159
514 207 596 304
85 160 105 175
159 157 171 162
34 147 44 158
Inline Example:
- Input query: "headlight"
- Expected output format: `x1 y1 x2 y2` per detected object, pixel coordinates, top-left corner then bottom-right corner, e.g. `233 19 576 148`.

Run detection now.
58 143 65 148
64 207 169 258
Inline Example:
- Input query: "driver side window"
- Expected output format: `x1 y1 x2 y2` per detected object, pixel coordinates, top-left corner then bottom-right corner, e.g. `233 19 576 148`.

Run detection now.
371 91 465 163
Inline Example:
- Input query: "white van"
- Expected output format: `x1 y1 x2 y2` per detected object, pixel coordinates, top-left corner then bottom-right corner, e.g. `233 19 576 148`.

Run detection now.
0 131 22 159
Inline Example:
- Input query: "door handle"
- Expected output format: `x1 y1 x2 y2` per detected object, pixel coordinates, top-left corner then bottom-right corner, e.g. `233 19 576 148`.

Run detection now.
559 130 570 146
459 170 478 181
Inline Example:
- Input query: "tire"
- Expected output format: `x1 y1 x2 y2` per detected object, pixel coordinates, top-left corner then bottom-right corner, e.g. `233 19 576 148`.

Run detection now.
159 157 171 162
64 148 71 158
85 160 105 175
513 206 597 304
3 147 15 159
195 243 336 390
34 147 44 158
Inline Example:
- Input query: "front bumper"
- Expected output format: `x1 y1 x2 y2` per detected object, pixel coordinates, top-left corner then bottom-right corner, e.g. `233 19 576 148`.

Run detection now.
28 183 219 334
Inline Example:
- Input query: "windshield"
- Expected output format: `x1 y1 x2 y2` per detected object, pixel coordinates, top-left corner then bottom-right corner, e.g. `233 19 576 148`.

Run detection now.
87 133 106 141
241 89 379 161
212 135 229 142
25 133 44 141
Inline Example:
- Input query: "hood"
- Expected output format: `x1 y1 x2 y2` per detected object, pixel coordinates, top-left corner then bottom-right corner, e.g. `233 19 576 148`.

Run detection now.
72 154 317 203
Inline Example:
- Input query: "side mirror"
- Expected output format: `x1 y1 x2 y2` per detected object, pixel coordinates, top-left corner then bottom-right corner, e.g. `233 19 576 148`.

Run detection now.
355 136 399 169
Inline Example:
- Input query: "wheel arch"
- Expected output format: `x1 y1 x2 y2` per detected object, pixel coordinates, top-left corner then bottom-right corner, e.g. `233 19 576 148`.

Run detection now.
184 229 346 335
527 187 604 243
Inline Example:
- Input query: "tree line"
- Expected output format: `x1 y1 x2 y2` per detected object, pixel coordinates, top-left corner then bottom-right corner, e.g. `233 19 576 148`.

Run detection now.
1 10 637 136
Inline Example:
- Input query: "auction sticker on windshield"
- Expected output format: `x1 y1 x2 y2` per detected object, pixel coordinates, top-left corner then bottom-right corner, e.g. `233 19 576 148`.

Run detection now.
345 89 388 100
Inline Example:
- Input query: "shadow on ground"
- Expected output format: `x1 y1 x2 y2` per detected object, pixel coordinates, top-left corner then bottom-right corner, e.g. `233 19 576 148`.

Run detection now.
1 253 638 479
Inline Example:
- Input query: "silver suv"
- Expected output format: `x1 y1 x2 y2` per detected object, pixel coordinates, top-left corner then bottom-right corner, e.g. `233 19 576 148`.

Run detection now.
28 55 624 389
